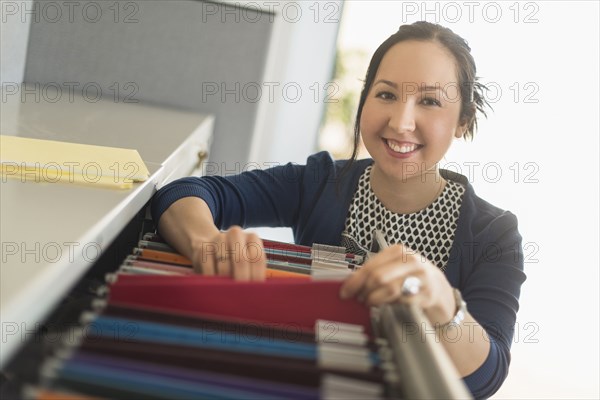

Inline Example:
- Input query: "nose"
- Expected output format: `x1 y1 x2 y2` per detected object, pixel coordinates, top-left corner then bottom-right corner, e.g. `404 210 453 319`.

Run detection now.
388 101 416 133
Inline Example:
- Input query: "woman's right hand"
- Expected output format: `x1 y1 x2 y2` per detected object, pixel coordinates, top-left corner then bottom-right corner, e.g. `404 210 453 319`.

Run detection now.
189 226 267 281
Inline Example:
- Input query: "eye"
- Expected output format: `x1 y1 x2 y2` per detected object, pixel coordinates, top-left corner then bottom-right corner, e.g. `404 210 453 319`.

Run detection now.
421 97 442 107
375 91 396 101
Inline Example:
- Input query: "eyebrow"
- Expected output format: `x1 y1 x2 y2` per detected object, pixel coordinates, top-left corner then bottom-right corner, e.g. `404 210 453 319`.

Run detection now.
374 79 448 96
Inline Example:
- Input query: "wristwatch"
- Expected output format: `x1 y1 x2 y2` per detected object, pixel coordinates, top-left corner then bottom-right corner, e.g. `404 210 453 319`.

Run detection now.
437 289 467 329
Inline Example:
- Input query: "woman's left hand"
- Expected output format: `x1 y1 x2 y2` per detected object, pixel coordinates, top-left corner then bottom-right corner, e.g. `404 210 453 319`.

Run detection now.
340 243 456 326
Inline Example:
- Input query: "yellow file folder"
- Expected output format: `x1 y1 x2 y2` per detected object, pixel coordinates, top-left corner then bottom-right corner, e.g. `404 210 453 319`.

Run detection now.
0 135 150 189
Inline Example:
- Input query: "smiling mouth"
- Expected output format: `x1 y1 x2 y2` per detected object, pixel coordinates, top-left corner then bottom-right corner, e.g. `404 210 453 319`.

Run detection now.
384 139 424 154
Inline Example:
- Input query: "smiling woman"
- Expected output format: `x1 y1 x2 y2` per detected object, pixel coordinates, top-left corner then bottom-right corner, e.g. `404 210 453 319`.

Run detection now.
151 21 526 399
326 3 600 399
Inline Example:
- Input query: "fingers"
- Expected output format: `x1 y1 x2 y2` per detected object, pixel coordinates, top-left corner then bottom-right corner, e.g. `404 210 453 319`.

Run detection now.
360 265 417 302
226 227 247 279
246 233 266 281
340 243 432 307
363 273 429 307
339 267 368 300
192 239 217 276
364 284 402 306
340 243 419 299
191 227 267 281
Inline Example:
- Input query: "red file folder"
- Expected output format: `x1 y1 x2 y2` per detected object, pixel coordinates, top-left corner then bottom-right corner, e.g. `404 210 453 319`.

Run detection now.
108 276 371 335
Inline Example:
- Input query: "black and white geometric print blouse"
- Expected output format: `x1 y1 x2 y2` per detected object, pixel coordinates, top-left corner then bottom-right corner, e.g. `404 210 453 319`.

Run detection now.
340 165 465 271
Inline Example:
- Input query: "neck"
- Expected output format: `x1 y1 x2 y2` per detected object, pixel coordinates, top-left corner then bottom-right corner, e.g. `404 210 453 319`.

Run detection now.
370 164 446 214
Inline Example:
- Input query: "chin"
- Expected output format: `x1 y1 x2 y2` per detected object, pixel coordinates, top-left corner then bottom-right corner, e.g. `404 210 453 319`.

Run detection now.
381 158 442 182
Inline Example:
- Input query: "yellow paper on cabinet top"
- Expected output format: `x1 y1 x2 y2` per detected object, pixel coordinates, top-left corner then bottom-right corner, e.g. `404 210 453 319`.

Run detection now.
0 135 150 189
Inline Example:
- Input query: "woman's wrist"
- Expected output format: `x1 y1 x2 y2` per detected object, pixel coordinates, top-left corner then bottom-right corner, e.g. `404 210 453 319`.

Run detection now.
188 230 220 259
157 197 219 257
436 289 467 329
424 285 457 326
189 229 219 248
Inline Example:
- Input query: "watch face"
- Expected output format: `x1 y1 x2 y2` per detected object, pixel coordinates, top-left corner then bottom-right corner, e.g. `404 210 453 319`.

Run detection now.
452 289 467 325
454 309 465 325
437 289 466 329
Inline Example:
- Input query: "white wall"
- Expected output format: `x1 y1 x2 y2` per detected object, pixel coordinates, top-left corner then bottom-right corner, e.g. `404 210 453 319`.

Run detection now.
250 0 342 165
0 0 32 85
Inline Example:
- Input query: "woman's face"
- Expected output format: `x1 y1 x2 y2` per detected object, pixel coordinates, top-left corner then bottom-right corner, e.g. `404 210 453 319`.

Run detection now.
360 40 466 183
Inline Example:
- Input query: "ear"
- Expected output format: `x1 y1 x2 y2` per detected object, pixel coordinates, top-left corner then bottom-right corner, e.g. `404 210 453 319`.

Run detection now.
456 102 476 139
455 122 467 139
455 115 470 139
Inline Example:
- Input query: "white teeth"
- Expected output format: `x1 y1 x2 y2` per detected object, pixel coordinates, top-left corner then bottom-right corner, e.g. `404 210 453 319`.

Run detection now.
386 140 417 154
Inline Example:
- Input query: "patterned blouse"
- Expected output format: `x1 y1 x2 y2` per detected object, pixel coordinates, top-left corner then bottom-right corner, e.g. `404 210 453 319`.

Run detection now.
340 165 465 270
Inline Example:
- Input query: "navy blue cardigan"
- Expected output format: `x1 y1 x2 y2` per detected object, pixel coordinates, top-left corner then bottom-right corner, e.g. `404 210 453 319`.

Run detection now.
151 151 527 399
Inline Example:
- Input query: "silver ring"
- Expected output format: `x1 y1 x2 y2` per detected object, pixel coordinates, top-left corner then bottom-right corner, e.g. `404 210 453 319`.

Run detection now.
401 276 422 296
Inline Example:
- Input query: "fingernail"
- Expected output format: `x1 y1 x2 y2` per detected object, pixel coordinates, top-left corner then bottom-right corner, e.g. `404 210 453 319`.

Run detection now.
339 288 348 299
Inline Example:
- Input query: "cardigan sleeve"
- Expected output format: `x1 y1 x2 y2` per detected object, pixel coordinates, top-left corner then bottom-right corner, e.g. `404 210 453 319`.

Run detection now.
150 161 306 230
460 211 527 399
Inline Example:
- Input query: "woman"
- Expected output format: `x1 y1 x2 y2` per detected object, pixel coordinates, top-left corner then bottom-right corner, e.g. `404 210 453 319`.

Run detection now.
151 21 526 399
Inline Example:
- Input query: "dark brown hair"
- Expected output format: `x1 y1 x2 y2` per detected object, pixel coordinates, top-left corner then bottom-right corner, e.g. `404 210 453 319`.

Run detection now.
343 21 490 172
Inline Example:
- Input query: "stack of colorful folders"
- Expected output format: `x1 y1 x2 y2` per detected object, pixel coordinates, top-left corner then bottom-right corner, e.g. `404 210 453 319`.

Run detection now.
28 236 401 400
119 233 364 279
